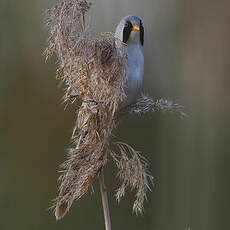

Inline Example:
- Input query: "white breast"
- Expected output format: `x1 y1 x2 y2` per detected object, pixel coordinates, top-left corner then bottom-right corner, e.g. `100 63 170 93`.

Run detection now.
125 43 144 105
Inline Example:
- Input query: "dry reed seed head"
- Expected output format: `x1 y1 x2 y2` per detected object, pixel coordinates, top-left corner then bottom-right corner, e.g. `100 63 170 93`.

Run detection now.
111 142 153 215
52 32 127 217
45 0 127 108
75 0 92 14
130 94 187 118
45 0 155 220
53 34 127 106
55 144 107 219
45 0 91 62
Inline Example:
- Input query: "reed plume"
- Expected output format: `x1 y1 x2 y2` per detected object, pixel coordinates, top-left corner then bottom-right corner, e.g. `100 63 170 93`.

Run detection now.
45 0 185 223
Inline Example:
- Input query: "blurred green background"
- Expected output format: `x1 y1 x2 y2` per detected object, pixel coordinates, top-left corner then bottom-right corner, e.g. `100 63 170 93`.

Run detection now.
1 0 230 229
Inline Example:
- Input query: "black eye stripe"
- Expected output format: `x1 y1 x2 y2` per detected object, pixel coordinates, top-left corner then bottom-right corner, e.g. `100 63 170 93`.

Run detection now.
123 21 132 43
140 20 144 46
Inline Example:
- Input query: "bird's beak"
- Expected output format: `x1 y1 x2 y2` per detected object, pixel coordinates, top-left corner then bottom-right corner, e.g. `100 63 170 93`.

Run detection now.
132 24 140 31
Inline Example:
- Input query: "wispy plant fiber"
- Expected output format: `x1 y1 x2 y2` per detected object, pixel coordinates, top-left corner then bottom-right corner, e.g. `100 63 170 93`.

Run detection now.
130 94 187 118
45 0 127 219
111 142 153 214
45 0 185 220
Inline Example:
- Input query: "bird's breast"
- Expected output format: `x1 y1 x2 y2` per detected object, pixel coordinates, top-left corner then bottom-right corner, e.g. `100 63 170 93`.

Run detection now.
125 44 144 105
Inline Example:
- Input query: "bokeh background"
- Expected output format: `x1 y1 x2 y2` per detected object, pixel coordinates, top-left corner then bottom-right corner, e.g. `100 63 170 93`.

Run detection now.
1 0 230 229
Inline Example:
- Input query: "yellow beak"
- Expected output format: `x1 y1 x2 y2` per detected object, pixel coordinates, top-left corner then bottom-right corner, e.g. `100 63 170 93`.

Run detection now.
132 24 140 31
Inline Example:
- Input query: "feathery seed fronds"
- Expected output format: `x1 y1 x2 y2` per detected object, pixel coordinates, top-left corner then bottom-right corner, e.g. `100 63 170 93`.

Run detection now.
45 0 128 219
111 142 153 215
45 0 185 221
130 94 187 118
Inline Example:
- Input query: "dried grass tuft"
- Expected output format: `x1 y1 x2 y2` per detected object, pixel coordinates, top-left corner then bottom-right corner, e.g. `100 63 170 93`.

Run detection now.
45 0 127 219
111 142 153 215
130 94 187 118
45 0 185 220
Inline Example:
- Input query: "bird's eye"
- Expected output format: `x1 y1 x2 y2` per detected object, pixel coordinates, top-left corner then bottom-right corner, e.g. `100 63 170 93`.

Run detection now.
123 21 132 43
124 21 132 28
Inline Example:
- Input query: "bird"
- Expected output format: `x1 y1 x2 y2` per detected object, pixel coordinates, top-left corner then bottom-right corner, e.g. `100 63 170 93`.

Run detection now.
115 15 145 106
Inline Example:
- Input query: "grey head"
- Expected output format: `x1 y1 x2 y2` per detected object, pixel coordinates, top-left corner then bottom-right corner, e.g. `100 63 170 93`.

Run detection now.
115 15 144 46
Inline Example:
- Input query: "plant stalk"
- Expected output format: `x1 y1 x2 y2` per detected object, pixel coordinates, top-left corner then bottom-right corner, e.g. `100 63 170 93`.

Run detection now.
99 169 112 230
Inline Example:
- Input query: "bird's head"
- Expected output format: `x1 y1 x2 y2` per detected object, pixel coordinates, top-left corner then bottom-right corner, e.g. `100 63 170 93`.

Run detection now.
115 15 144 46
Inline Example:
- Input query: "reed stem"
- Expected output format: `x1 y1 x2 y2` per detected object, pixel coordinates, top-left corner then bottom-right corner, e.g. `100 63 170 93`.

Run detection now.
99 169 112 230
